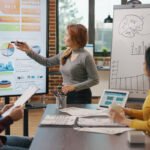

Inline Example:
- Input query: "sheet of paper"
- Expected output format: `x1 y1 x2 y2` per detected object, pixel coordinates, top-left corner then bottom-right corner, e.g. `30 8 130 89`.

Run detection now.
40 115 77 126
59 107 109 117
74 127 134 135
2 85 39 118
77 117 126 127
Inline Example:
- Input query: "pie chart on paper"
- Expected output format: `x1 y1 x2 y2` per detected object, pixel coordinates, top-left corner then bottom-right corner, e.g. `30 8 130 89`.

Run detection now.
0 42 15 57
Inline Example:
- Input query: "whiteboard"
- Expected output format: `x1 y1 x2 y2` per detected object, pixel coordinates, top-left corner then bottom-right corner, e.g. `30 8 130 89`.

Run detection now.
0 0 48 96
110 4 150 98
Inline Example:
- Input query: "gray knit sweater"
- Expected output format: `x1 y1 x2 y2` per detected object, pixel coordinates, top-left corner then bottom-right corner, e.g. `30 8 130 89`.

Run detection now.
27 48 99 91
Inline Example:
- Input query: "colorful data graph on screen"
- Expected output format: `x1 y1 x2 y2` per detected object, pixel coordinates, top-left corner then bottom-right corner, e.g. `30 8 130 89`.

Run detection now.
0 43 15 57
0 0 47 96
0 0 40 32
0 0 20 14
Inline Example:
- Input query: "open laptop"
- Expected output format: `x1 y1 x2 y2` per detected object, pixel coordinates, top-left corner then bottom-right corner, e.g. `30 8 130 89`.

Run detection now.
97 89 129 113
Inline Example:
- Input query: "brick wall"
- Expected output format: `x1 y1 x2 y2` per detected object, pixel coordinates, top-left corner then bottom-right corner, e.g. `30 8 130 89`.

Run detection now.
33 0 61 103
31 0 67 104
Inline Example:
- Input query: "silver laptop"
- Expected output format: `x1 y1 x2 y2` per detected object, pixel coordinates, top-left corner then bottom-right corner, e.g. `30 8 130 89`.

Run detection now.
97 89 129 113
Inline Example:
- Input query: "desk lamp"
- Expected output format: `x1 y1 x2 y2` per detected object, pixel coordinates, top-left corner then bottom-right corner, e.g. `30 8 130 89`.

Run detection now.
127 0 142 4
104 15 113 23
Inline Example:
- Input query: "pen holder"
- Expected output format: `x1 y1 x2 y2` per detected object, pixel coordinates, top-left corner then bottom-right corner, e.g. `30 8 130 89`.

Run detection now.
55 95 67 109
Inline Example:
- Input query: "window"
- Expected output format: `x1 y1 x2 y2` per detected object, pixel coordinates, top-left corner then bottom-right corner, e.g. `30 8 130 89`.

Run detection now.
58 0 88 52
95 0 121 54
57 0 125 55
140 0 150 4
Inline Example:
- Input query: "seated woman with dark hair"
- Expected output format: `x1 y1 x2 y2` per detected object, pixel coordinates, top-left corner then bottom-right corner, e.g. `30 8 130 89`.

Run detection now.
109 47 150 134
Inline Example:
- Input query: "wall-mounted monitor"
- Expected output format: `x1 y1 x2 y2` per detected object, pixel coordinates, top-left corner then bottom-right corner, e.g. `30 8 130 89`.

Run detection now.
0 0 48 96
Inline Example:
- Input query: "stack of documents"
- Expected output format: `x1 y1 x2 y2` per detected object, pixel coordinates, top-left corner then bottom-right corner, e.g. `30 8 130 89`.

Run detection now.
77 117 126 127
59 107 109 117
74 127 134 135
40 115 77 126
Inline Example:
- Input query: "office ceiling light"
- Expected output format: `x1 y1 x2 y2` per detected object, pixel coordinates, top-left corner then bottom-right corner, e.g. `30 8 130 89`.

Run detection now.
104 15 113 23
127 0 142 4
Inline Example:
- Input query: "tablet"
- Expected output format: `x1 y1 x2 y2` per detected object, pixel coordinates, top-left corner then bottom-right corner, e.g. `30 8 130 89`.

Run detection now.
98 89 129 109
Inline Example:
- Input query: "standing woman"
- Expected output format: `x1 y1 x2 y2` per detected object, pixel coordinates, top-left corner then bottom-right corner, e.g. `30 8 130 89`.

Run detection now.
15 24 99 104
109 47 150 134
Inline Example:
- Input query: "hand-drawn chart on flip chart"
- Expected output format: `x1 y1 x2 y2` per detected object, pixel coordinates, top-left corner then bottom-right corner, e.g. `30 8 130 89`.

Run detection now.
110 5 150 98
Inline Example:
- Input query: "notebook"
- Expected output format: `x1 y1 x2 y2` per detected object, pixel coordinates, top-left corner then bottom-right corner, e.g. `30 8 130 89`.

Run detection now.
40 115 77 126
97 89 129 113
2 85 39 118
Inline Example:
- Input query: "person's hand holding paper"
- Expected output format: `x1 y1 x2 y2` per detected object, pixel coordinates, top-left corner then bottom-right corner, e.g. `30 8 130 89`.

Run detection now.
109 109 126 124
0 104 23 121
0 104 14 115
109 103 131 126
2 85 39 118
9 106 23 121
109 103 125 124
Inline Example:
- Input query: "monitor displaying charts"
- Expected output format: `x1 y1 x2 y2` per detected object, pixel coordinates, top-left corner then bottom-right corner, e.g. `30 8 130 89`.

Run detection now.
0 0 48 96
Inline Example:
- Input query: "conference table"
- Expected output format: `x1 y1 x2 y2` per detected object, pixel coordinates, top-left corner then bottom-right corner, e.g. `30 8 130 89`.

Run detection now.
30 104 150 150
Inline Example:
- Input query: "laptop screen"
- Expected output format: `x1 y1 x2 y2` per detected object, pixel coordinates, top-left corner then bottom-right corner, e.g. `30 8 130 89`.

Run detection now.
98 90 129 108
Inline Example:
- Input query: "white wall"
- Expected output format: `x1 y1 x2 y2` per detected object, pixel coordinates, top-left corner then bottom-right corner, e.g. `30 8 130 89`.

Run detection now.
91 70 110 97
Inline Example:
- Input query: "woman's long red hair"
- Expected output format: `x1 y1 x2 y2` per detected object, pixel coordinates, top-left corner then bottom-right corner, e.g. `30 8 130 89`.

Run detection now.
61 24 87 65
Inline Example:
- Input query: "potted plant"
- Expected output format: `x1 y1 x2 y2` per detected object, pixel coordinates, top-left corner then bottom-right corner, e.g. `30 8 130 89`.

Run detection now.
101 47 109 57
101 47 111 66
61 46 67 51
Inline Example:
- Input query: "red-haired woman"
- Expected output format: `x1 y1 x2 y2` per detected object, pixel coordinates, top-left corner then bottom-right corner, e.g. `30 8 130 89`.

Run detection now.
15 24 99 104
